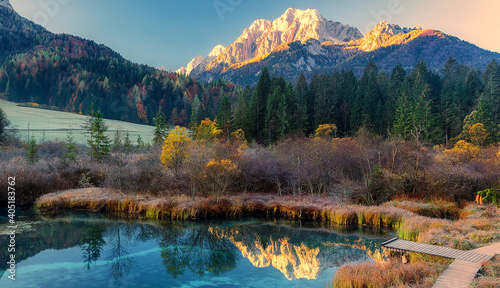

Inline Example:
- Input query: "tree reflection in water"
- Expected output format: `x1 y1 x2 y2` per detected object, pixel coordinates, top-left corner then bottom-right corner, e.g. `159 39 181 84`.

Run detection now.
159 224 239 278
106 224 136 284
79 223 106 270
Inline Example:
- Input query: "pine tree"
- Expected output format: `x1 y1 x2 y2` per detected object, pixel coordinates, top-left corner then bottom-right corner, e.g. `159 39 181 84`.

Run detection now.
26 136 39 164
82 107 111 161
189 95 202 128
0 106 10 145
392 83 413 139
215 94 232 140
250 67 272 142
293 72 308 134
153 108 168 145
123 131 132 154
63 130 78 161
136 135 144 151
338 70 357 135
233 92 249 133
112 130 123 152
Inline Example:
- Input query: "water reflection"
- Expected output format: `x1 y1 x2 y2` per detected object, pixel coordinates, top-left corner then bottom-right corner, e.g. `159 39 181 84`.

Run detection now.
159 225 239 278
0 211 391 287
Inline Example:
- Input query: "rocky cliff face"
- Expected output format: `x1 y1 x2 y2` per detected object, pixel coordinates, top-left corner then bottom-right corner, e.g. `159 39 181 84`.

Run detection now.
354 21 420 51
180 8 500 86
188 8 362 77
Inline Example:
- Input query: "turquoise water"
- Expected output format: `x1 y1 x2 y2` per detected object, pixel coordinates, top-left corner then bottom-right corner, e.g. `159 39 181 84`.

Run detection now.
0 209 391 288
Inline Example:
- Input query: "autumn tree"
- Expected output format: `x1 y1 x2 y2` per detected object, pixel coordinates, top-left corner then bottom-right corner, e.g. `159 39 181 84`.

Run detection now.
463 123 490 147
193 118 221 142
315 124 338 138
161 126 192 176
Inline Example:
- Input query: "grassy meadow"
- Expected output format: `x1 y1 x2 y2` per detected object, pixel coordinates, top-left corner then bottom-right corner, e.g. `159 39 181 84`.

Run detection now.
0 99 155 144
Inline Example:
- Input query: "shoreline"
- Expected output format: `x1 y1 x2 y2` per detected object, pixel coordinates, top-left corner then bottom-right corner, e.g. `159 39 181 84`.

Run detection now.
35 188 500 287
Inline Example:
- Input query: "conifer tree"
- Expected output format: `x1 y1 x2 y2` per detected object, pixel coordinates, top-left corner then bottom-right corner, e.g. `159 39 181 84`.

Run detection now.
63 130 78 161
216 94 232 140
293 72 308 134
249 67 271 142
82 107 110 161
123 131 132 154
26 136 39 164
112 129 123 152
0 107 10 145
153 108 168 145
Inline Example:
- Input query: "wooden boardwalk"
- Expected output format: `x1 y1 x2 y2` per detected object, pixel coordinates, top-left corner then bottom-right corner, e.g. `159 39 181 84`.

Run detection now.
381 238 492 263
381 238 499 288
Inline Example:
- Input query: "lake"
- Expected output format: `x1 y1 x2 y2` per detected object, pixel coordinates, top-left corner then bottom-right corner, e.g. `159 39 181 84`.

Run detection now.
0 209 392 288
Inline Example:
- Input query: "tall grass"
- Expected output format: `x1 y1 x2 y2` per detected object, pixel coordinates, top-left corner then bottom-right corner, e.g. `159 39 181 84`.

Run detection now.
331 261 442 288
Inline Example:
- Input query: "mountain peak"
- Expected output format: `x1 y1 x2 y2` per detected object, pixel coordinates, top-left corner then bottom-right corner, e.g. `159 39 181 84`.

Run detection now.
197 7 362 73
208 45 225 57
0 0 13 10
358 21 421 51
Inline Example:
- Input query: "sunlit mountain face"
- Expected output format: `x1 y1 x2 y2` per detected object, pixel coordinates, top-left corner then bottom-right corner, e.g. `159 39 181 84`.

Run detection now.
180 8 500 86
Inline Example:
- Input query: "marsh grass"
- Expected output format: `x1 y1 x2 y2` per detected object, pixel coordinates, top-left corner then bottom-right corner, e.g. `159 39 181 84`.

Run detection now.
473 256 500 288
331 260 444 288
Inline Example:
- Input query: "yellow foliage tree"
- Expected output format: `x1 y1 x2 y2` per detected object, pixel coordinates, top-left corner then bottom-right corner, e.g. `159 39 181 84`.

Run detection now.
193 118 221 142
463 123 490 147
203 159 238 202
444 140 480 163
315 124 338 138
161 126 192 175
230 128 248 150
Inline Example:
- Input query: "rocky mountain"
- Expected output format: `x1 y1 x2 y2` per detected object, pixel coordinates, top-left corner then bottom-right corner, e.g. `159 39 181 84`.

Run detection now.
187 8 363 81
177 44 226 75
183 8 500 86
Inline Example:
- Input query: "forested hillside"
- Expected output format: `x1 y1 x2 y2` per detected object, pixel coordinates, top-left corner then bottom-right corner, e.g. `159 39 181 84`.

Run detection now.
0 5 240 125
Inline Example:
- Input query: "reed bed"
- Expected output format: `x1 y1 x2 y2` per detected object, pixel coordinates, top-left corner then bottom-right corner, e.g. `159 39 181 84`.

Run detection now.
36 188 415 226
331 261 444 288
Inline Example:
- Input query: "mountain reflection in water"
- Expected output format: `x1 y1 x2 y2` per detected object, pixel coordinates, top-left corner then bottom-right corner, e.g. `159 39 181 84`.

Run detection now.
0 211 390 287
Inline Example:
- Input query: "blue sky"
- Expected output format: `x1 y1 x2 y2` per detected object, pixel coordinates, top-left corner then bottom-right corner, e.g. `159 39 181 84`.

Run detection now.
9 0 500 70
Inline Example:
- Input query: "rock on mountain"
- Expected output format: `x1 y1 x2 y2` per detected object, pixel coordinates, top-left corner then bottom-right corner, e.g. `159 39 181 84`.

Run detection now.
354 21 419 51
176 55 203 75
188 8 362 80
185 8 500 86
177 44 226 76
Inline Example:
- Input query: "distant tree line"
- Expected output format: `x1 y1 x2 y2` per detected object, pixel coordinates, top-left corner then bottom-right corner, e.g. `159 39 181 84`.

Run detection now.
217 58 500 146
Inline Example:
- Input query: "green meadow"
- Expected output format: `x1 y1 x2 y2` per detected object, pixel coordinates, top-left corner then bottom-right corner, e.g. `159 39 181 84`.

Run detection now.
0 99 155 144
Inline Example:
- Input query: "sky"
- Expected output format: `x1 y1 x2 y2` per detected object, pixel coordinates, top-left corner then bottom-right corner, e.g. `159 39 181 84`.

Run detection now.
9 0 500 71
